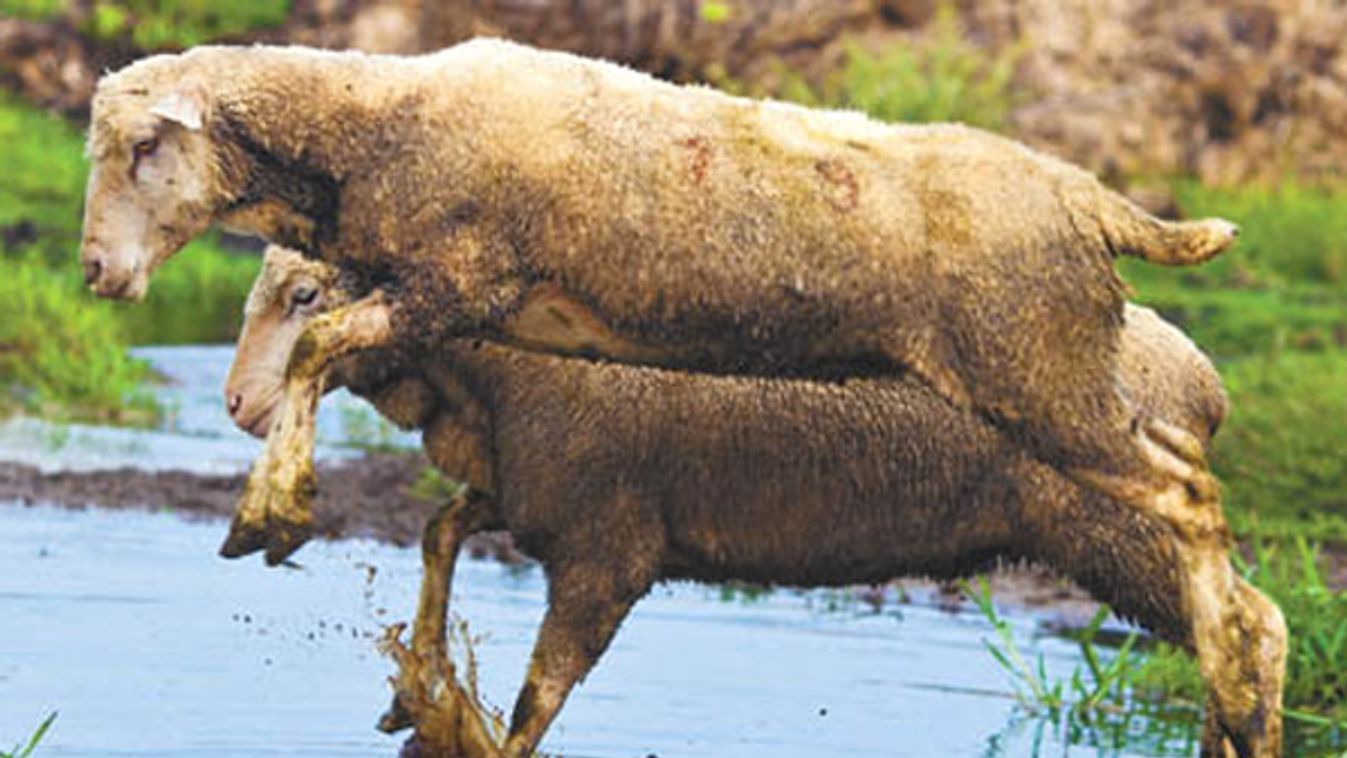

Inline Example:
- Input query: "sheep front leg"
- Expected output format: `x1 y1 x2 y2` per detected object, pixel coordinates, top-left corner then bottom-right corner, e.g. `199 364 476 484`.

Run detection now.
379 621 504 758
220 292 395 565
379 489 498 736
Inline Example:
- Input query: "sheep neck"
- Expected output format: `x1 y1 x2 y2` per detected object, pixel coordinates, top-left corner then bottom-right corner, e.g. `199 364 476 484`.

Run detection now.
214 111 342 253
205 49 408 253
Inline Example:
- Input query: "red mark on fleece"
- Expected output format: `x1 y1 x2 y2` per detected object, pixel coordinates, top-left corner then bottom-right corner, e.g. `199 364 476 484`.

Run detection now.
815 158 859 212
678 136 714 184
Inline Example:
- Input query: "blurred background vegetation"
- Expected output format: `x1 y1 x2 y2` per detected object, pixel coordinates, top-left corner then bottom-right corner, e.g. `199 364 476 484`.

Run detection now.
0 0 1344 729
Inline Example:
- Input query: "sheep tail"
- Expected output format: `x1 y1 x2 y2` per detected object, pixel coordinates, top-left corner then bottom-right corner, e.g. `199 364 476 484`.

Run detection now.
1101 196 1239 266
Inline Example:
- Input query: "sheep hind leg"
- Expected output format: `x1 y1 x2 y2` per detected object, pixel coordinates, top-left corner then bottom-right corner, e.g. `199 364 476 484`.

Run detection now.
1182 541 1287 758
1067 414 1228 548
500 562 652 758
379 489 497 735
1108 450 1285 757
220 292 395 565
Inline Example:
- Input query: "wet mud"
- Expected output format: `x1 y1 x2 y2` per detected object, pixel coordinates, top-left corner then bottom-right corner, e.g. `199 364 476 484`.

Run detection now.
0 453 525 564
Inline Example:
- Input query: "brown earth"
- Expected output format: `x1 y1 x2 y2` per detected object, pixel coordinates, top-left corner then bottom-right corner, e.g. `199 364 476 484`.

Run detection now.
0 453 526 564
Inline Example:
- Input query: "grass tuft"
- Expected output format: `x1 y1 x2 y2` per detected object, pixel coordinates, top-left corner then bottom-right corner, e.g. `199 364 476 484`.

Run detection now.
1134 539 1347 749
776 4 1022 130
966 576 1138 718
0 253 155 422
1 712 56 758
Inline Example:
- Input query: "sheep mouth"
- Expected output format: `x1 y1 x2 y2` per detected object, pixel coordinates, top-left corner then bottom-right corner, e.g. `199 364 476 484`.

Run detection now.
235 407 277 439
91 274 143 301
88 261 150 301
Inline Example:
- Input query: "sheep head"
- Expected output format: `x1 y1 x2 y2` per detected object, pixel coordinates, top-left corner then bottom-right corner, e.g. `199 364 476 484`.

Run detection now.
225 246 343 437
81 57 221 300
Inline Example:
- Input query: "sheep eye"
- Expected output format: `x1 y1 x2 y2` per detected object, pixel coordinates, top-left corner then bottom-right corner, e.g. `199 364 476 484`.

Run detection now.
132 137 159 160
291 285 319 308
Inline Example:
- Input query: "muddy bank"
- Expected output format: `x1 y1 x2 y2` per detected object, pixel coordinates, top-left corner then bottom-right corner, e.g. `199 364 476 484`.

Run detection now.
0 453 525 564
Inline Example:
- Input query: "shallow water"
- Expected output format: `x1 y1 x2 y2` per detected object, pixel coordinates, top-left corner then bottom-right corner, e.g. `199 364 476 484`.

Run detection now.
0 502 1198 758
0 347 1203 757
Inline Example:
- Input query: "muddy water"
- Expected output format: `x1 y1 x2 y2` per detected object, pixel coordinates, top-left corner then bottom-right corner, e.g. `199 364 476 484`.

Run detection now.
0 347 1199 757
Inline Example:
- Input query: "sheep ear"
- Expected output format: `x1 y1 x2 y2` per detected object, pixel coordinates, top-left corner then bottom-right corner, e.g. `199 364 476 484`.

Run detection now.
149 83 207 131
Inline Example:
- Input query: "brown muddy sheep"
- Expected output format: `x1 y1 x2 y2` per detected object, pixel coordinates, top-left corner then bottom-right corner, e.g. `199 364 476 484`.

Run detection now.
224 247 1283 758
81 39 1236 563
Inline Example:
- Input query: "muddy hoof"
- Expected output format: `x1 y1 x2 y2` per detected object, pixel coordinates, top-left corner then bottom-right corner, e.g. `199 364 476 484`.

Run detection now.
263 516 314 566
379 693 416 734
219 516 269 559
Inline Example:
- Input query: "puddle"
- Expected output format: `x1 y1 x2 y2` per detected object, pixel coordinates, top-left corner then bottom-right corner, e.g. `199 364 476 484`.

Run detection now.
0 502 1200 758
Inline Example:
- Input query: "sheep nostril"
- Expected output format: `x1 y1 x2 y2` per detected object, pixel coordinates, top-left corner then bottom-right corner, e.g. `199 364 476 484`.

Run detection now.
227 393 243 417
83 258 104 286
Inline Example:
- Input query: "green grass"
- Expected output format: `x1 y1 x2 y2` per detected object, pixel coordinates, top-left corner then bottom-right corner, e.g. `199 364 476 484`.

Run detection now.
0 0 63 21
85 0 291 49
1214 351 1347 541
1121 181 1347 361
967 576 1140 718
974 542 1347 752
1135 540 1347 747
0 252 155 422
0 92 88 264
0 1 291 48
1 712 56 758
773 4 1022 130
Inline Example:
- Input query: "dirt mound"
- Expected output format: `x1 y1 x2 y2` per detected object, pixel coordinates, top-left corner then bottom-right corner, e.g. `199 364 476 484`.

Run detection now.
287 0 1347 184
962 0 1347 184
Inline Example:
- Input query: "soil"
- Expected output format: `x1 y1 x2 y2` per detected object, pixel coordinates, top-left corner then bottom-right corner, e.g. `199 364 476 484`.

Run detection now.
0 452 527 565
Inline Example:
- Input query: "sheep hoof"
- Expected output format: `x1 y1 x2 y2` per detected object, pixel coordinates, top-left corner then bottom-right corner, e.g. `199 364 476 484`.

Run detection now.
263 515 314 566
219 515 269 558
379 693 416 734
